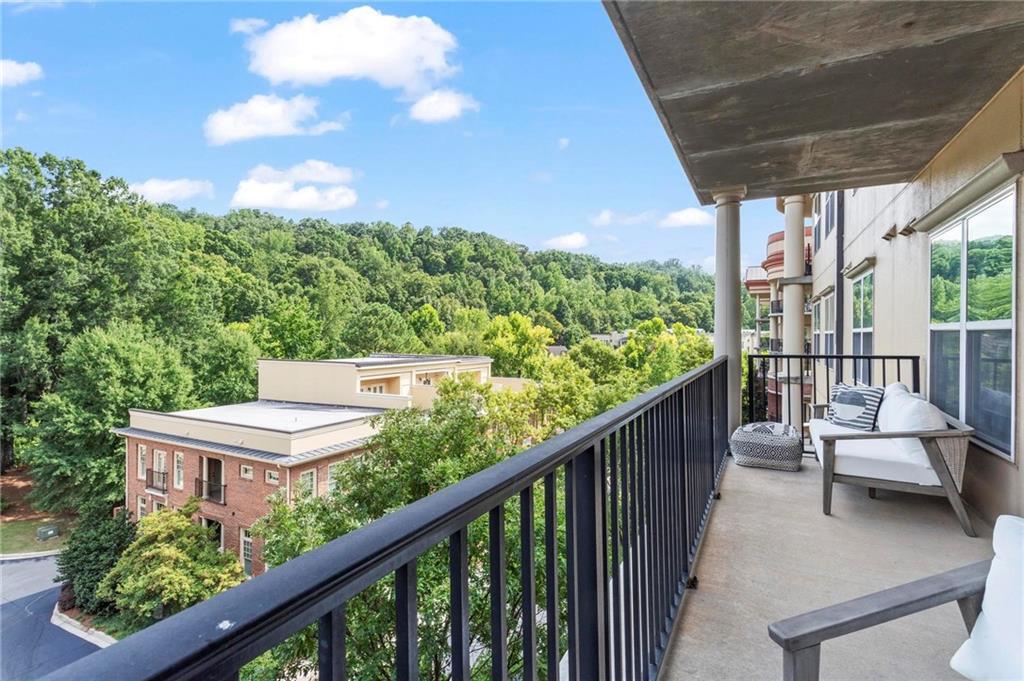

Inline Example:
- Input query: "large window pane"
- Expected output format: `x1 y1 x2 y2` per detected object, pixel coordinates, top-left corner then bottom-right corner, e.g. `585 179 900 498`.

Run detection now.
967 194 1014 322
931 228 961 324
966 330 1012 453
929 331 960 416
852 279 863 329
862 273 873 328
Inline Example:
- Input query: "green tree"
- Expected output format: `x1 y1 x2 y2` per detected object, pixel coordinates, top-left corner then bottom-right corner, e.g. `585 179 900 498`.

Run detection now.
568 338 625 384
408 303 446 348
337 303 426 356
483 313 552 376
19 322 195 511
97 498 244 627
247 295 325 359
55 503 137 615
189 324 259 405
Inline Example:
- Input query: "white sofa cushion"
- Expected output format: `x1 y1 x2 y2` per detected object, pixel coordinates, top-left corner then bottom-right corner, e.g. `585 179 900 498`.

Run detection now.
808 419 941 486
950 515 1024 680
877 389 949 469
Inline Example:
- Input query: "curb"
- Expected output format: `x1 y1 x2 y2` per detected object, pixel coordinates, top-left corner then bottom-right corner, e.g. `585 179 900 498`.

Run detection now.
0 548 61 561
50 604 117 648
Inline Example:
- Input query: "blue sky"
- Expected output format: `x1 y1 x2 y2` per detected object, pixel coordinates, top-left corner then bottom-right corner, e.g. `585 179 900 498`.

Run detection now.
2 1 780 268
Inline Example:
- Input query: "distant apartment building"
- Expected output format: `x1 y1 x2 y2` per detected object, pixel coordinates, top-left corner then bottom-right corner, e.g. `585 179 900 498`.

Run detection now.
117 354 513 576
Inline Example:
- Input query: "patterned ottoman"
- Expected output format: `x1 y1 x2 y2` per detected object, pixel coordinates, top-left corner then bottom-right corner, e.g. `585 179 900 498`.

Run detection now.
730 422 803 471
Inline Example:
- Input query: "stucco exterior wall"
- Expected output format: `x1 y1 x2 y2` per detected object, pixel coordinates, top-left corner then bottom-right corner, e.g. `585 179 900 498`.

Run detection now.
822 70 1023 521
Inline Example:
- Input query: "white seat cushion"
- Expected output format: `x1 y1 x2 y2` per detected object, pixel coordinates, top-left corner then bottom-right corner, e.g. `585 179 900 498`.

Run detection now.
808 419 941 486
950 515 1024 680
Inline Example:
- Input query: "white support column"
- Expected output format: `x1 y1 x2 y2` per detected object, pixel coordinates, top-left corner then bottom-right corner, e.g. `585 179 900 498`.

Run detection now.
713 189 744 433
781 195 807 428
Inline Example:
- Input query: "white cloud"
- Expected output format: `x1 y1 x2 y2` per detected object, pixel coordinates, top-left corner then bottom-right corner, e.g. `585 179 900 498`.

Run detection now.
230 160 358 212
544 232 588 251
589 208 655 227
659 207 714 228
244 6 458 94
129 178 214 203
1 59 44 87
204 94 346 145
6 1 63 14
375 199 390 210
230 18 267 35
408 89 479 123
14 110 30 122
557 137 570 151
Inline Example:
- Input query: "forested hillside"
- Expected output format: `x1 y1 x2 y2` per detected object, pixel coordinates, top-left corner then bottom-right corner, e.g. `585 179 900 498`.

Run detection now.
1 149 745 505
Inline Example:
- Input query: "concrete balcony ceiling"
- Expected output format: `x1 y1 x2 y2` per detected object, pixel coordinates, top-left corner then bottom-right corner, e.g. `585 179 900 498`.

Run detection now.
605 1 1024 203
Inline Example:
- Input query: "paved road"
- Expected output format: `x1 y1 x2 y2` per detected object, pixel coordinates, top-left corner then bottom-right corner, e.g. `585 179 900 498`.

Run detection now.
1 556 98 680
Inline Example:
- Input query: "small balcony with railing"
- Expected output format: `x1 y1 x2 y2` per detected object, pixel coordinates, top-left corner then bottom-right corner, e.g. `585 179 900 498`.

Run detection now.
145 469 168 494
195 477 226 505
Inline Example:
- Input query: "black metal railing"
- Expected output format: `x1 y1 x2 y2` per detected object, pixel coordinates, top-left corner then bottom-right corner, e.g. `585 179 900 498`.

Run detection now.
195 478 226 505
146 469 168 493
746 354 921 431
43 358 731 681
770 300 783 315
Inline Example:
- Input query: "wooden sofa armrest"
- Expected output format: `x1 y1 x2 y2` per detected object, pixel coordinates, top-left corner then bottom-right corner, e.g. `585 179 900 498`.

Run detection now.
819 427 973 442
768 560 989 681
810 404 828 419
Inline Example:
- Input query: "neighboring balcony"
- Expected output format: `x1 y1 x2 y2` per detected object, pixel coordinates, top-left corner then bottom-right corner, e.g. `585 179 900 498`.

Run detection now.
195 478 226 505
145 469 167 494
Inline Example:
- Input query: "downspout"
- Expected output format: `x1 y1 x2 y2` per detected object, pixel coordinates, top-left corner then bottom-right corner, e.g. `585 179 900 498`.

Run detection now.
834 191 846 383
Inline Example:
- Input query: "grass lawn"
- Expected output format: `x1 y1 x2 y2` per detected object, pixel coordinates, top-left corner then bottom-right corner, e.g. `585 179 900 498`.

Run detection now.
0 517 72 554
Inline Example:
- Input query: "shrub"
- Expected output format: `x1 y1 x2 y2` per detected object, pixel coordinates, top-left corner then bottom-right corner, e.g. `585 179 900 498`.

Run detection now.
55 504 136 615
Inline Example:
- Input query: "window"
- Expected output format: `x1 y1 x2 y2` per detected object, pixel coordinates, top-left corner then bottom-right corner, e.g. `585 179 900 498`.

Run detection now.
265 469 279 485
327 462 341 494
154 500 166 512
201 517 223 550
241 528 254 577
812 301 821 354
852 272 874 384
821 293 836 368
240 464 254 480
136 495 147 518
296 469 316 496
929 184 1015 458
153 449 166 473
823 191 838 239
173 451 184 490
136 444 147 480
362 384 385 394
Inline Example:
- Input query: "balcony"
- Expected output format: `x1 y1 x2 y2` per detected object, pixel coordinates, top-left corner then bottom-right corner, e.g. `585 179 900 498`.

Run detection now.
145 469 167 494
195 477 226 505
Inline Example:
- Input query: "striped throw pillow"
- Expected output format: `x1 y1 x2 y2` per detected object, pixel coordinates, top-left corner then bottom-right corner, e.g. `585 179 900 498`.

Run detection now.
827 383 884 431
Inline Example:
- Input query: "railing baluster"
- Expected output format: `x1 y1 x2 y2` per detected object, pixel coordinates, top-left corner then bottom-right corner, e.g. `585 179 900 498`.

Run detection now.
565 460 578 681
318 604 346 681
628 419 642 681
490 505 508 681
609 432 622 681
570 441 608 681
396 560 418 681
619 425 633 681
450 528 471 681
520 487 537 681
544 472 560 680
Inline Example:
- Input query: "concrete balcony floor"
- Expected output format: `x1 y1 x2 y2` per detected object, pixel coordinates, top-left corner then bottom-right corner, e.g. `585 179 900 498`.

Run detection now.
663 458 993 680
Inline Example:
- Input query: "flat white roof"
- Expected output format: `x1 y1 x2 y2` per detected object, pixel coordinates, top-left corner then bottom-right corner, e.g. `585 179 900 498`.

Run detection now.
166 400 383 434
262 353 490 368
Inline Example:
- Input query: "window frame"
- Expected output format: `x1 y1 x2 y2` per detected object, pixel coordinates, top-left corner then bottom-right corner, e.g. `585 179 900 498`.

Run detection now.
296 468 316 497
240 464 254 480
927 182 1016 460
240 527 254 577
265 469 280 485
173 451 185 490
136 494 147 518
851 270 875 385
327 462 341 494
812 300 821 354
136 444 147 481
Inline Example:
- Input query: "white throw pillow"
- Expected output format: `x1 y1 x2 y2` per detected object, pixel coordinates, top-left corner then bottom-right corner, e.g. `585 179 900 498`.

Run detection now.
877 383 912 432
950 515 1024 680
877 389 948 468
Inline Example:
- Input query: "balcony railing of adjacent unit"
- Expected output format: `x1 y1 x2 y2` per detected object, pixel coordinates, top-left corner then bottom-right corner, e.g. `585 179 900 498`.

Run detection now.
746 353 921 430
804 261 812 276
769 300 783 315
195 478 226 505
43 358 731 681
145 469 168 493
